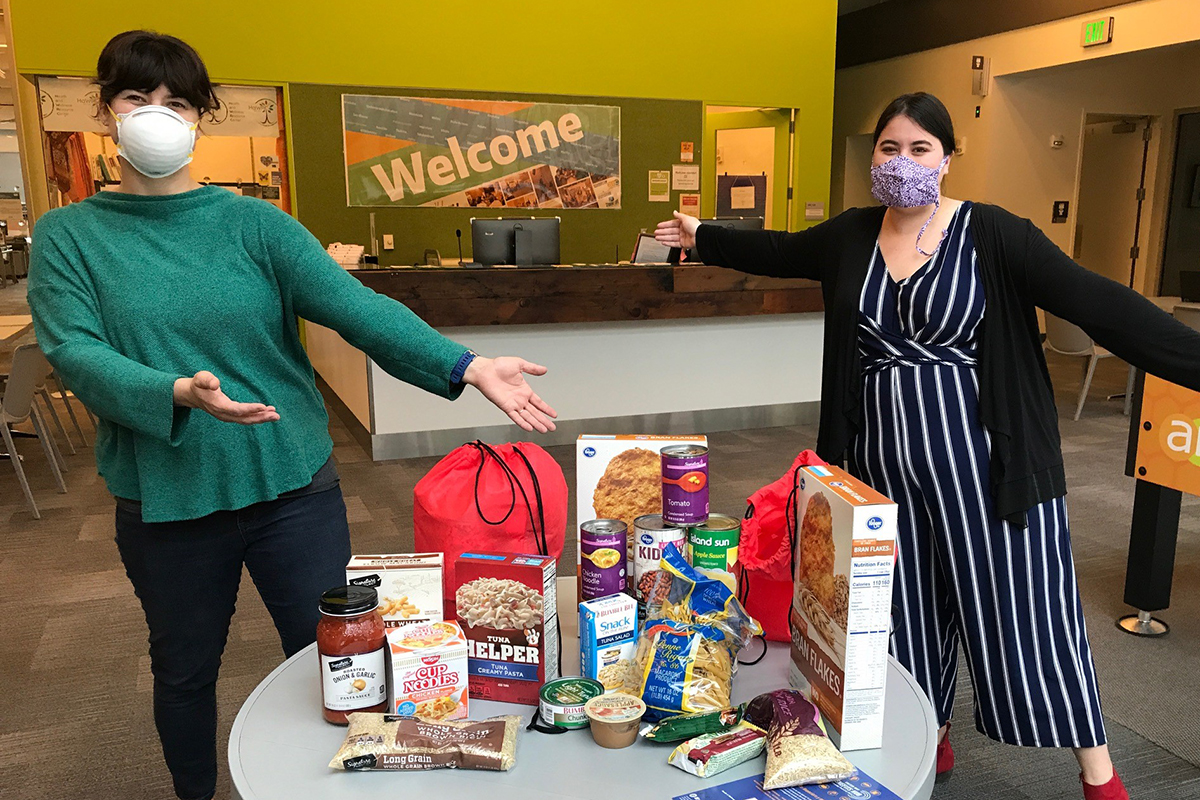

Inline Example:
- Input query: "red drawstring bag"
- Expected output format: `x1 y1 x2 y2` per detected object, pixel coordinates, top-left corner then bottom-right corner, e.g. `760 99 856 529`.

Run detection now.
734 450 828 641
414 440 567 613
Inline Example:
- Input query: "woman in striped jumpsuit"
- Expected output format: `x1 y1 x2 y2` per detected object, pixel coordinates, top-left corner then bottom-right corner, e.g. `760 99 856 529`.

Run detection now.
656 93 1200 800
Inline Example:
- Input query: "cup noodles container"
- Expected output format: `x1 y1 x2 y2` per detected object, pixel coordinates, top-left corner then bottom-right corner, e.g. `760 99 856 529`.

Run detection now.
633 514 687 614
346 553 444 628
454 552 560 706
576 435 707 597
787 465 897 751
579 593 639 693
580 520 628 601
386 621 468 721
661 444 710 526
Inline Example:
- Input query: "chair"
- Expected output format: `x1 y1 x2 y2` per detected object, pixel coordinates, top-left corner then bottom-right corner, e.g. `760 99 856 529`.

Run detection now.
1 344 67 518
1043 314 1134 420
49 371 91 447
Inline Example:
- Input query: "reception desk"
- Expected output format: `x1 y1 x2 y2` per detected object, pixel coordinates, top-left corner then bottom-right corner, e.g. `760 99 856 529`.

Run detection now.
306 263 826 460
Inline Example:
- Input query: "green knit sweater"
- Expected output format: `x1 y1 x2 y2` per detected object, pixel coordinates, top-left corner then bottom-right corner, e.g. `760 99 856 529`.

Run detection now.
29 186 467 522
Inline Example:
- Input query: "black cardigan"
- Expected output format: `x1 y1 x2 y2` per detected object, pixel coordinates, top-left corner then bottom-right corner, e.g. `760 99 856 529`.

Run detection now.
695 203 1200 526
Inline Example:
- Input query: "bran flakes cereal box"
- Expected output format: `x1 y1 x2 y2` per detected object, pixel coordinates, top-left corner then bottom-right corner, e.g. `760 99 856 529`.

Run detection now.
386 621 468 720
454 552 559 706
576 435 708 596
788 465 898 751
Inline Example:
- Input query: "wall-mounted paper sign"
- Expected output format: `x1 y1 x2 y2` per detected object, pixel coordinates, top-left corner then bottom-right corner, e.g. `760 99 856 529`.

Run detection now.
679 193 700 215
672 164 700 191
205 85 280 137
649 170 671 202
681 142 694 163
37 77 105 133
730 185 756 210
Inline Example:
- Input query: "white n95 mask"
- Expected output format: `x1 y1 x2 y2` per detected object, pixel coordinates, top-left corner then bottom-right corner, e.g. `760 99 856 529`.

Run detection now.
110 105 198 179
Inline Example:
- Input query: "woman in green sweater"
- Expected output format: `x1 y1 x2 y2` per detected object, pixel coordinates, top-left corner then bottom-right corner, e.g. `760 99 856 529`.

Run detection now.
29 31 556 800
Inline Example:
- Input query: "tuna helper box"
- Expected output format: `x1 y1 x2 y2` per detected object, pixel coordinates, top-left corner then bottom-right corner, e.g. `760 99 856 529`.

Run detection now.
579 593 639 693
576 435 708 596
454 552 560 706
788 465 898 751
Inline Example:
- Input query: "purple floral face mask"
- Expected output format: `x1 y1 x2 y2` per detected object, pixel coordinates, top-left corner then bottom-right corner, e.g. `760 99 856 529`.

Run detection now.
871 154 950 256
871 154 946 207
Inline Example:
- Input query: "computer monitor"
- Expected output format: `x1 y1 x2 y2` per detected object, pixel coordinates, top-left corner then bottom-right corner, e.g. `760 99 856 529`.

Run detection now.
632 232 673 264
677 216 765 263
470 217 561 266
699 216 765 231
1179 270 1200 303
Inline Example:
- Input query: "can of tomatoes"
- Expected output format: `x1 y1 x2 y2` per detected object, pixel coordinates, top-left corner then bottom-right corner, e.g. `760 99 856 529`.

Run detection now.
661 444 709 526
580 519 627 601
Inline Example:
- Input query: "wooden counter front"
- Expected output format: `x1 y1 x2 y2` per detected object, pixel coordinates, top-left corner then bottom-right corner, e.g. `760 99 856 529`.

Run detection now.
352 264 823 327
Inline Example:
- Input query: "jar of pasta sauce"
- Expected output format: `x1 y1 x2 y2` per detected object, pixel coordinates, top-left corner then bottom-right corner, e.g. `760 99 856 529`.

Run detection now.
316 585 388 725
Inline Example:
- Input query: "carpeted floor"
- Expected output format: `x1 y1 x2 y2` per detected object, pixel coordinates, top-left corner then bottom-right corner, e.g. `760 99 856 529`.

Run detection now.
2 279 1198 800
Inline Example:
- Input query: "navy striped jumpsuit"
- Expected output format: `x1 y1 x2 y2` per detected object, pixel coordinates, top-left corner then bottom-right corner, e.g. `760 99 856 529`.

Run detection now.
847 201 1107 748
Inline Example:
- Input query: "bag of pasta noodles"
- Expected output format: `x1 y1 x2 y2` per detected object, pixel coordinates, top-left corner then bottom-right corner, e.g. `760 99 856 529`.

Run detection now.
635 544 762 722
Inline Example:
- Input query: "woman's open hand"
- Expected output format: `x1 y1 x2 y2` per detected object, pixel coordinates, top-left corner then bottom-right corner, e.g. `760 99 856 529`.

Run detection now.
173 371 280 425
463 356 557 433
654 211 701 250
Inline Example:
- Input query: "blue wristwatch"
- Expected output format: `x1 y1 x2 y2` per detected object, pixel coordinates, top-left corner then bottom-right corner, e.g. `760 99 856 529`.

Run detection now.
450 349 479 385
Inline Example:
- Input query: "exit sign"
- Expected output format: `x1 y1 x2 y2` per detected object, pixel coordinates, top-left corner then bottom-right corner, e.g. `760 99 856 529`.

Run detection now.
1082 17 1114 47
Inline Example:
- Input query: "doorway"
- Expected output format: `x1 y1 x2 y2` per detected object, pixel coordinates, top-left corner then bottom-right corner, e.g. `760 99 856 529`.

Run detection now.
1159 111 1200 297
843 133 876 210
702 107 793 229
1073 114 1153 289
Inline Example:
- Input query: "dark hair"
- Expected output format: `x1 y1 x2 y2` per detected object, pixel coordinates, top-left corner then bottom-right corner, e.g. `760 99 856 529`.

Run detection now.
873 92 955 158
95 30 220 114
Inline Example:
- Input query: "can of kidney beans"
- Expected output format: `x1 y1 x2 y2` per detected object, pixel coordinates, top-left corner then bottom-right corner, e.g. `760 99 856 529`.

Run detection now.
580 519 628 601
633 514 687 613
661 445 709 526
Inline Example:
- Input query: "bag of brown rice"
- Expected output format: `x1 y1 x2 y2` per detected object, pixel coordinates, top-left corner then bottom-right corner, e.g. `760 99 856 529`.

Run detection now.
744 690 855 789
329 713 521 771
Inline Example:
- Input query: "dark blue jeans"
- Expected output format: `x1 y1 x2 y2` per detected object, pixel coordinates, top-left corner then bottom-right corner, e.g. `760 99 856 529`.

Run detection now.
115 485 351 800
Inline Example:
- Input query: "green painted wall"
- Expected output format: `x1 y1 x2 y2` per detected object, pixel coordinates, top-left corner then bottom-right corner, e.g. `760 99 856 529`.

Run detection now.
13 1 838 227
289 84 701 265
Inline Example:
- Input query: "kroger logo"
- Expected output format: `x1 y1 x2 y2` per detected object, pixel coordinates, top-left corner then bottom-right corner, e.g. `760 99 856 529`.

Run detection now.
868 516 883 530
583 447 596 458
640 533 653 545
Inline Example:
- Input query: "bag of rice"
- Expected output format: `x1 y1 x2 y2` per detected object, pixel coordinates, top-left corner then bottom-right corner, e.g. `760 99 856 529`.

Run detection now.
329 712 521 771
744 689 855 789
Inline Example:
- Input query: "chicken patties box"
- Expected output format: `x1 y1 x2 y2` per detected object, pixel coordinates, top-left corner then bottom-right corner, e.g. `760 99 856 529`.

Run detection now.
576 435 707 597
789 464 897 751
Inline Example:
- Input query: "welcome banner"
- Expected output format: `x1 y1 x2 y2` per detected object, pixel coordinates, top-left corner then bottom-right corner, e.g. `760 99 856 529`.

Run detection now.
343 95 621 209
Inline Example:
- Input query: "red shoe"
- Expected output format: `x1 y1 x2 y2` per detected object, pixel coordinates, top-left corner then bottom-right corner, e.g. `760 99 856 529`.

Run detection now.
935 731 954 784
1081 768 1128 800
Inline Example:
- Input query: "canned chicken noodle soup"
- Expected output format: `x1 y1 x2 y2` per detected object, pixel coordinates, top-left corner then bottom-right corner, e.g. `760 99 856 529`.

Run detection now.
661 445 709 526
580 520 628 601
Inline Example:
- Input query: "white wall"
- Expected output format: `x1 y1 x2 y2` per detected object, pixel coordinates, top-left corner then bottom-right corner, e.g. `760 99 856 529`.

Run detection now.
832 0 1200 295
369 315 826 435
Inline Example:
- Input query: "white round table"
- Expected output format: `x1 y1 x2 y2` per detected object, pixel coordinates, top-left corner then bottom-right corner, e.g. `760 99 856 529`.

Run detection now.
229 630 937 799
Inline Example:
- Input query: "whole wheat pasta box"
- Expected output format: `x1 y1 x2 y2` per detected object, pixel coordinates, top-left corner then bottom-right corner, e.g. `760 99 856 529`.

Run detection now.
454 552 560 706
346 553 444 628
576 435 707 595
788 465 897 751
